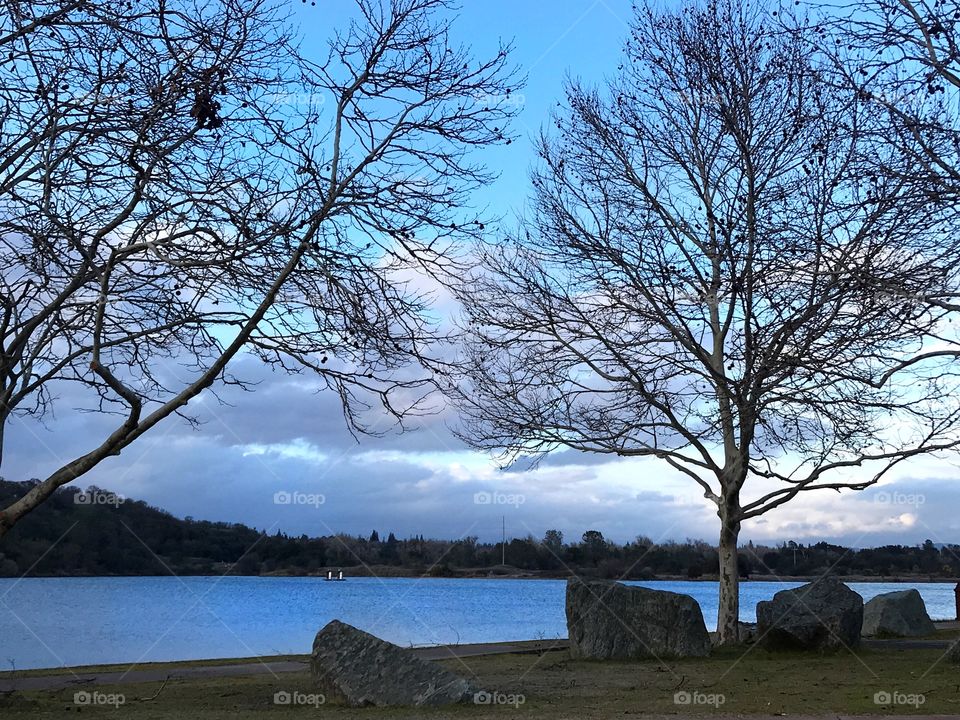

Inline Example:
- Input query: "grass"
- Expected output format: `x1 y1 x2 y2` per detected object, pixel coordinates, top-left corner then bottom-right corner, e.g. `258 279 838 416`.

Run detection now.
918 628 958 641
1 642 959 718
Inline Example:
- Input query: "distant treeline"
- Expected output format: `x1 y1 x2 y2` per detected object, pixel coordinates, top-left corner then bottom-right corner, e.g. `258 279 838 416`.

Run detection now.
0 480 957 579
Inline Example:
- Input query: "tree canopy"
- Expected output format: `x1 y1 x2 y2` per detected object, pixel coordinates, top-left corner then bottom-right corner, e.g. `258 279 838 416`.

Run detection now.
447 0 960 643
0 0 520 537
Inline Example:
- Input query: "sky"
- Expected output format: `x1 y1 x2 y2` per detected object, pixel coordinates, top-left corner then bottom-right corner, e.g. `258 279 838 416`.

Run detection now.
6 0 960 549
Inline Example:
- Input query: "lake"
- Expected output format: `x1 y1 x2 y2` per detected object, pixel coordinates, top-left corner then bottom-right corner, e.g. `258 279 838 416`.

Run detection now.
0 577 955 670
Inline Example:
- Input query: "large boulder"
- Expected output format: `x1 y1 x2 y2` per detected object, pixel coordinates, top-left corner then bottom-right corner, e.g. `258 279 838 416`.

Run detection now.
738 622 759 644
565 577 710 659
756 576 863 652
862 589 936 638
311 620 477 706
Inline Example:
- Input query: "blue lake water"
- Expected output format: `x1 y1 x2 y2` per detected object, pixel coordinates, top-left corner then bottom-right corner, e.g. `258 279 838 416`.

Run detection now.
0 577 955 670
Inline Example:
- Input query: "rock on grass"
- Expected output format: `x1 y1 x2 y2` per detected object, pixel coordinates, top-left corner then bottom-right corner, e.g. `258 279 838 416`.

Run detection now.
565 577 711 659
756 576 863 652
311 620 478 706
862 589 936 638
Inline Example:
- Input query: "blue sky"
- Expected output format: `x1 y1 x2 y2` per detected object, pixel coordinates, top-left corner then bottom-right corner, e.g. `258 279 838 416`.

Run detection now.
6 0 960 549
294 0 637 222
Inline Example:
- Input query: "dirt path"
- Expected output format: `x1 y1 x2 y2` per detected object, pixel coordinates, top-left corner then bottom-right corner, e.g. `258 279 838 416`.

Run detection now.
0 639 569 692
2 620 955 695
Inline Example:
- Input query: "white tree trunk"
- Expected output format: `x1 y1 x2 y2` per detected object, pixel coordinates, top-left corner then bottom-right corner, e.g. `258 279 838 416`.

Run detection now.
716 520 740 645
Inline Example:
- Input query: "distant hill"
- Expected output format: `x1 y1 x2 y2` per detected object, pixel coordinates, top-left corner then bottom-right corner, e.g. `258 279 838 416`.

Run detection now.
0 479 958 580
0 480 326 576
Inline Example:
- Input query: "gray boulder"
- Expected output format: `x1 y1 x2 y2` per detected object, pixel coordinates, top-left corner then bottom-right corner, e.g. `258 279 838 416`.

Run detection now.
738 622 759 644
862 589 936 638
565 577 710 659
756 576 863 652
311 620 477 706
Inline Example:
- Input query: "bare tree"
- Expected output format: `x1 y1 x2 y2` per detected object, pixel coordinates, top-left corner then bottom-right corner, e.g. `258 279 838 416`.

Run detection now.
447 0 960 644
0 0 520 538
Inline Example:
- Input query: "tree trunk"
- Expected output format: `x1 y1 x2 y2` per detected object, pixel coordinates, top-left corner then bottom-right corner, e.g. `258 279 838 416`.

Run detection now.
716 519 740 645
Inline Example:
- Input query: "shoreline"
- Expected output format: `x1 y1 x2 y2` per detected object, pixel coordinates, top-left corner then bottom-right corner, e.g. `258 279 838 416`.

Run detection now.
5 623 958 681
0 639 566 690
5 626 960 690
3 571 958 583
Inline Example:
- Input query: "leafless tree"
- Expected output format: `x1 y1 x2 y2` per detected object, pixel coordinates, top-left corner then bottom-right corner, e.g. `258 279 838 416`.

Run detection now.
0 0 520 538
447 0 960 644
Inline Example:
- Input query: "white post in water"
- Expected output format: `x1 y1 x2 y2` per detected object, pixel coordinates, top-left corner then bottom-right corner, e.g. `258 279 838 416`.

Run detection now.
338 569 343 581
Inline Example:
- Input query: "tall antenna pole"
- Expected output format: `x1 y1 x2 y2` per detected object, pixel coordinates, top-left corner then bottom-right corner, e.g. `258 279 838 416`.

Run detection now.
501 515 506 566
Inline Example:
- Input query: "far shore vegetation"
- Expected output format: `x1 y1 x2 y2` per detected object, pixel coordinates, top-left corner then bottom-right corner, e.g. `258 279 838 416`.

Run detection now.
1 480 957 583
